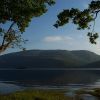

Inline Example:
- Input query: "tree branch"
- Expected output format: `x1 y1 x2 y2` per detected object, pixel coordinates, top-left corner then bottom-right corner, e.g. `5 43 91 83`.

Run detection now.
0 42 11 53
1 22 15 47
94 10 100 20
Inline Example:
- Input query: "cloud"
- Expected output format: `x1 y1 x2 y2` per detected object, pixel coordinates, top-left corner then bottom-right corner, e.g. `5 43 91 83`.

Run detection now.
43 36 73 43
43 36 63 42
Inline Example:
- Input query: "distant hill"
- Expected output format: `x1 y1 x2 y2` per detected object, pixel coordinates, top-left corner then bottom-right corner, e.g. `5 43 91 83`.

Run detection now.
71 50 100 64
0 50 100 68
0 50 100 86
83 60 100 68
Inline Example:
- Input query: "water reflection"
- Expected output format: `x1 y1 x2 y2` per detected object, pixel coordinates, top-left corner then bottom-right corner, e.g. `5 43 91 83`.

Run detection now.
0 69 99 83
0 69 100 88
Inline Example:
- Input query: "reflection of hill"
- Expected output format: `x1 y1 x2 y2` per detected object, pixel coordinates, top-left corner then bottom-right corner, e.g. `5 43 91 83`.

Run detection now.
0 70 99 86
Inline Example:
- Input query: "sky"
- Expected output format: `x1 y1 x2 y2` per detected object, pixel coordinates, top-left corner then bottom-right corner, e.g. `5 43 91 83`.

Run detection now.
4 0 100 55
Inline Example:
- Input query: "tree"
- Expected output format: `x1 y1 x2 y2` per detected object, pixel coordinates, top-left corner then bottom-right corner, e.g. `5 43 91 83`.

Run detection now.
0 0 55 53
54 0 100 44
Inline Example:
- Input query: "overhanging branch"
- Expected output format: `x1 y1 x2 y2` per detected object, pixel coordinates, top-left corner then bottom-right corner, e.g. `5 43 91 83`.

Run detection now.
1 22 15 47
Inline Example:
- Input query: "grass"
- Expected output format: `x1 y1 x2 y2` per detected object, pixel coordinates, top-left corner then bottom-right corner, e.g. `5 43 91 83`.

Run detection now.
75 88 100 100
0 88 100 100
0 89 73 100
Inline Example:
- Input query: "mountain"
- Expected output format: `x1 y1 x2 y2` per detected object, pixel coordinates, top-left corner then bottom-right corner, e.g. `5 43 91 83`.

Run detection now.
0 50 100 86
0 50 100 68
71 50 100 64
83 60 100 68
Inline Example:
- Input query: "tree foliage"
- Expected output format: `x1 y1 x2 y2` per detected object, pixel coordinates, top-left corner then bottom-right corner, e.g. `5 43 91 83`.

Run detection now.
1 0 100 53
0 0 55 53
54 0 100 44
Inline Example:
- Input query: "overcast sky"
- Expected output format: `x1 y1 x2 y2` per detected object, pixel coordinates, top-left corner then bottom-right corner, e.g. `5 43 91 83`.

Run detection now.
4 0 100 55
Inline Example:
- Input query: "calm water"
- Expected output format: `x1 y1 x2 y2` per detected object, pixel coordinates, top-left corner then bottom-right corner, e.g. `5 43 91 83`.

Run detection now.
0 69 100 94
0 69 99 100
0 68 100 86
